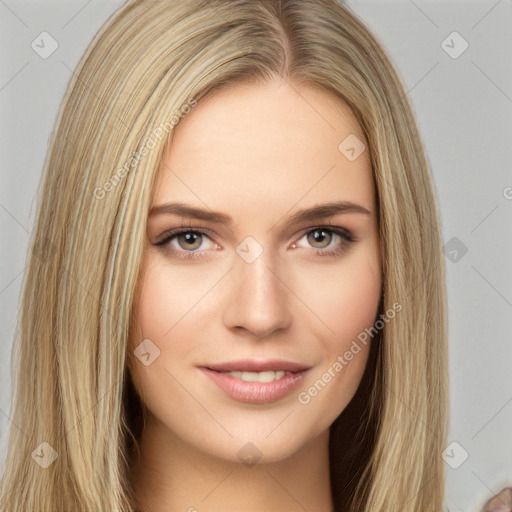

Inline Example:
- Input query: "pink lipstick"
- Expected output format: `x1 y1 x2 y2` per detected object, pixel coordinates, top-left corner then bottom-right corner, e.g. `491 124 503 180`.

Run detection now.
199 359 310 404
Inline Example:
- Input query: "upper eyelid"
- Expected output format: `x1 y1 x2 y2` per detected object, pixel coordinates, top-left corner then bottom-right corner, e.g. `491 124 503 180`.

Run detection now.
154 226 216 246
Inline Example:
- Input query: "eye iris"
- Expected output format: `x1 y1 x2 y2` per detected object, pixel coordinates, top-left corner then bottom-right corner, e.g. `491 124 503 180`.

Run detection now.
178 231 202 250
308 229 332 248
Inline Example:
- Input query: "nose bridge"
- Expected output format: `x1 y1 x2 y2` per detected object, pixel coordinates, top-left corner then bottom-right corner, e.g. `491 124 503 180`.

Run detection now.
223 239 292 337
241 250 279 303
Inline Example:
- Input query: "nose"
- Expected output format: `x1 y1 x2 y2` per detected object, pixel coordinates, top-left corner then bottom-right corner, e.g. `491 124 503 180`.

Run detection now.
222 248 293 339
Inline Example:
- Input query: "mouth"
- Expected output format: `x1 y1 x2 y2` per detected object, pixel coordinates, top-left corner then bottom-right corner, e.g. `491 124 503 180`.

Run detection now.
198 359 311 404
219 369 289 383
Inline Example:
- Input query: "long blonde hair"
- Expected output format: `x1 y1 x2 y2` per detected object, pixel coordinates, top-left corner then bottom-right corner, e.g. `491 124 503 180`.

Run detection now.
0 1 448 510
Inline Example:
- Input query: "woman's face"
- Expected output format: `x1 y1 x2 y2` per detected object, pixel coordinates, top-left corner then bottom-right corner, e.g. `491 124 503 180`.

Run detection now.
128 77 381 464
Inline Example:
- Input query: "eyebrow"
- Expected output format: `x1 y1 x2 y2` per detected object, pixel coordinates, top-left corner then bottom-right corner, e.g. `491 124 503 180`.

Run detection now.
148 200 372 227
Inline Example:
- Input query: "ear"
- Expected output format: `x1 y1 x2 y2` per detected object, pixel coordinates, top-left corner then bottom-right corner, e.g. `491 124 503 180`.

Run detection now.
482 487 512 512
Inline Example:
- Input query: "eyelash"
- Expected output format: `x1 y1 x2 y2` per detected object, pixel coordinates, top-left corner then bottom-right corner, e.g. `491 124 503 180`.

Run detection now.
154 224 356 260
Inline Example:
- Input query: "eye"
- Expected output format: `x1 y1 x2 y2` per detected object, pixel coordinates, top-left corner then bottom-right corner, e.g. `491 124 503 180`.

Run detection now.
154 228 218 259
293 226 355 257
173 231 206 251
154 225 356 260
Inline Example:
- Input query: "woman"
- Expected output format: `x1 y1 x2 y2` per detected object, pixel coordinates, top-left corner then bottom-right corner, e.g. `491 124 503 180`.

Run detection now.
0 0 450 510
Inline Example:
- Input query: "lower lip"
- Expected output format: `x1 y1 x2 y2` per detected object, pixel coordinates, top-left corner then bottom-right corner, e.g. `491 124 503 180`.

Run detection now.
199 368 308 404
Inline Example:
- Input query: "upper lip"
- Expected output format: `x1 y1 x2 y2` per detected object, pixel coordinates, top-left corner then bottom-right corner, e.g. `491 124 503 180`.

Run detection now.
201 359 311 373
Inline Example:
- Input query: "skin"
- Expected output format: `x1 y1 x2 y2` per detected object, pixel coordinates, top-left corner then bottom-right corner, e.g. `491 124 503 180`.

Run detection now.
482 488 512 512
128 76 382 512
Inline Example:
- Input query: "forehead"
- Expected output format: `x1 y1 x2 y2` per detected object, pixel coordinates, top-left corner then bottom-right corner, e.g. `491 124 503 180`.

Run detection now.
152 78 374 217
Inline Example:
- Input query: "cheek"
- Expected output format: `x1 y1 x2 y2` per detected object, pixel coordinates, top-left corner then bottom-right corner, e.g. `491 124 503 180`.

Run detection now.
128 258 179 388
128 256 217 396
333 258 381 339
292 244 381 412
132 256 209 340
293 252 380 425
296 249 381 345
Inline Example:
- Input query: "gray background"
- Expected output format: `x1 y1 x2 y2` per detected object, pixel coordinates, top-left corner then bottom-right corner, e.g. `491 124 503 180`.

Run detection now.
1 1 511 511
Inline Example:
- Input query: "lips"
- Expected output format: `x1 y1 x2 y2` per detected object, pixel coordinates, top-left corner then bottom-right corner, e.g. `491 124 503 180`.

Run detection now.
204 359 311 373
198 359 311 404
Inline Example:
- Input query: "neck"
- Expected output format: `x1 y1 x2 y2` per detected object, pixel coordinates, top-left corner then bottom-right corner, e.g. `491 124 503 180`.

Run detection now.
130 417 333 512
